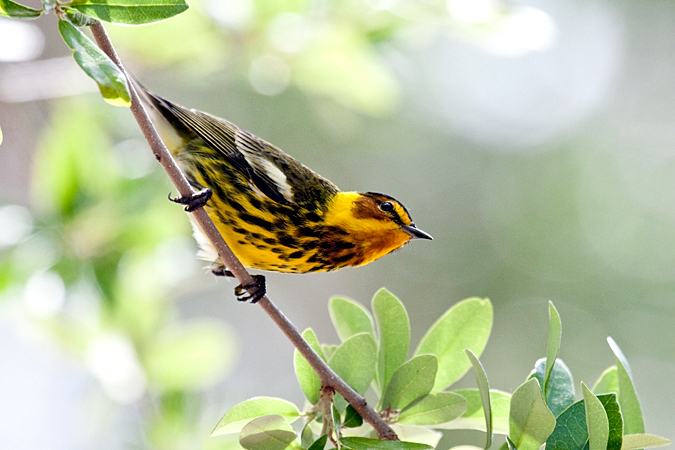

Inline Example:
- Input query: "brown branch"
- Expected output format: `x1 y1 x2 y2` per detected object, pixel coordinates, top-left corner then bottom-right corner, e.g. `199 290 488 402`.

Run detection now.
88 21 398 441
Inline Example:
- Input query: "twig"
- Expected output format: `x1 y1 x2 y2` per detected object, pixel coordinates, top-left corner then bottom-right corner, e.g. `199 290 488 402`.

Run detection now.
88 21 398 441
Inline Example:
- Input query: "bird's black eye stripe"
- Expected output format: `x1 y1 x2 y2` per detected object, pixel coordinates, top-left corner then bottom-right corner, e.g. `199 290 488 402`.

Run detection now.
379 202 393 212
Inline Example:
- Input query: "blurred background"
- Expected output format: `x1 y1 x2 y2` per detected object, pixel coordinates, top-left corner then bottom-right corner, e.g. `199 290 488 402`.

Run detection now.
0 0 674 448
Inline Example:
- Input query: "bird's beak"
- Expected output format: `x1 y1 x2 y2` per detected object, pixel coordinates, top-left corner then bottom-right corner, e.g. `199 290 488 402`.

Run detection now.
401 224 433 240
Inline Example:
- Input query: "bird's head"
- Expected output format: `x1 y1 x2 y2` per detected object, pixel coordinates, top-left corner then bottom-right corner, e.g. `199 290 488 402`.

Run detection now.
323 192 432 266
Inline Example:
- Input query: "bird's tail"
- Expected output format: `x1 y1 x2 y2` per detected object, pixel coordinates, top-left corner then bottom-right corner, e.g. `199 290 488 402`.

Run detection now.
127 76 187 156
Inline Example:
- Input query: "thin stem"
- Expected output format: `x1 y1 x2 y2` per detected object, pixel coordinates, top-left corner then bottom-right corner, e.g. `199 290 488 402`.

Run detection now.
88 21 398 441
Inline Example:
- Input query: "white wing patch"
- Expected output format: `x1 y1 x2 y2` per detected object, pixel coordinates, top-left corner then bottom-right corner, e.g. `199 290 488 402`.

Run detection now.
241 150 294 203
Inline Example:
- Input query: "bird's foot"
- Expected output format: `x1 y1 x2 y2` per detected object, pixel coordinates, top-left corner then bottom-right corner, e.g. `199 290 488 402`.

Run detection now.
169 187 212 212
234 275 266 304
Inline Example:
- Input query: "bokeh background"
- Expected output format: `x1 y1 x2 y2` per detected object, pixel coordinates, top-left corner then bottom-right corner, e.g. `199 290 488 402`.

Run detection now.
1 0 674 448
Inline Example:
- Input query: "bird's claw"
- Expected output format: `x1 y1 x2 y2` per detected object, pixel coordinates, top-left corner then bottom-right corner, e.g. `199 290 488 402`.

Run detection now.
234 275 266 303
169 188 212 212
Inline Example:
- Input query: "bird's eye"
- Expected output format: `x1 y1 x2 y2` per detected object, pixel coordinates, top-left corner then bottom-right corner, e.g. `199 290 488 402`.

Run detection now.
379 202 393 212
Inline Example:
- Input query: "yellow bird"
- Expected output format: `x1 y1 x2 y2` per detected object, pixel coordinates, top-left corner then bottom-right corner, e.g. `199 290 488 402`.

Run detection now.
139 88 432 302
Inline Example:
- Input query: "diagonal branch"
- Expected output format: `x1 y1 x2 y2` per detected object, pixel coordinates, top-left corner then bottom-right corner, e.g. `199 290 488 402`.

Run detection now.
88 21 398 442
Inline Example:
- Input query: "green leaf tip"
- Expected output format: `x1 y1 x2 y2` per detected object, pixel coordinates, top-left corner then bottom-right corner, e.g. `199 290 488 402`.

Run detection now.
465 348 493 450
621 434 672 450
373 287 410 394
582 382 610 450
212 397 300 436
607 337 645 435
57 19 130 107
544 301 562 398
416 297 493 392
68 0 189 25
307 435 328 450
509 378 555 450
0 0 42 18
593 366 619 395
294 328 324 405
328 296 374 342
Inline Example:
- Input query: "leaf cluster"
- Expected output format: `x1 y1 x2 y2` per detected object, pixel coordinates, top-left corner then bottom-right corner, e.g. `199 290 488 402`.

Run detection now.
1 0 190 108
210 295 671 450
212 289 495 449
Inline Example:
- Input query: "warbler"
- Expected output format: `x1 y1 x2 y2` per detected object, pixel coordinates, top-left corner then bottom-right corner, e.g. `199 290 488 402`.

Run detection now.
138 86 432 302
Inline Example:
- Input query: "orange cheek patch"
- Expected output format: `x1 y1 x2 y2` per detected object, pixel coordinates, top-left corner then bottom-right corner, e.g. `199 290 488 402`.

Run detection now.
351 196 387 221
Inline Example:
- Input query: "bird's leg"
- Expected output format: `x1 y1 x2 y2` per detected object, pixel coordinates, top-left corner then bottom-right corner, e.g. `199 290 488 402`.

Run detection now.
169 180 212 212
234 275 266 304
211 263 266 304
211 262 234 278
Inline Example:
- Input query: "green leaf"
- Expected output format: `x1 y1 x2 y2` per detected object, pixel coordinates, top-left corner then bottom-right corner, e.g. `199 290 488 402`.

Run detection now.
68 0 188 25
331 404 342 441
415 298 493 392
381 354 437 410
397 392 467 426
544 302 562 398
307 435 328 450
545 394 622 450
621 435 672 450
506 437 518 450
601 394 624 450
293 328 325 405
300 423 314 448
65 8 99 27
372 288 410 393
607 337 645 435
445 389 511 435
343 405 363 428
57 19 130 107
529 358 575 417
340 437 433 450
465 349 493 450
328 296 374 342
328 332 377 411
582 383 609 450
592 366 618 395
212 398 300 436
0 0 42 18
144 321 236 391
239 415 302 450
509 378 556 450
545 401 585 450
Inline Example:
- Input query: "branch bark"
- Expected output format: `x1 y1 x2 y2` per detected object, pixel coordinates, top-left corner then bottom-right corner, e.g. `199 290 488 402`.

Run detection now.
89 21 398 442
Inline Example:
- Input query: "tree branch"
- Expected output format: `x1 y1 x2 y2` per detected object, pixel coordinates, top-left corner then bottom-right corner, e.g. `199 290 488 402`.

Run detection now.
88 21 398 441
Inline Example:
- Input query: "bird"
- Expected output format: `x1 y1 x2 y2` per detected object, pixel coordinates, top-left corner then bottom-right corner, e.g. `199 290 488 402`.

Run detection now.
137 86 432 303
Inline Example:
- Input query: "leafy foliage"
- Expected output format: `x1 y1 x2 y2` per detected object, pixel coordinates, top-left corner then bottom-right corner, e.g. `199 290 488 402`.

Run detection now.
211 290 670 449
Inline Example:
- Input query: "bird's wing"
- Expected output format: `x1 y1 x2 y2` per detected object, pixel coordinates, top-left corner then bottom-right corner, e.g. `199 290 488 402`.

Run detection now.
144 91 320 204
